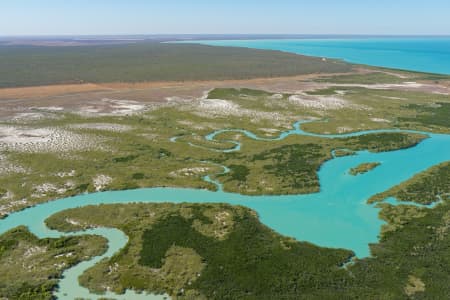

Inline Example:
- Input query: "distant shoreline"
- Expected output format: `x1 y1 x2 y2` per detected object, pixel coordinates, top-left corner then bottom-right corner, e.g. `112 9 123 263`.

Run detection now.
183 38 450 75
1 34 450 46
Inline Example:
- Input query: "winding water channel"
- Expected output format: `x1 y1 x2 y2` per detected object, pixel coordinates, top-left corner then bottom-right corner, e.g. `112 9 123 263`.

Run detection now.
1 121 450 299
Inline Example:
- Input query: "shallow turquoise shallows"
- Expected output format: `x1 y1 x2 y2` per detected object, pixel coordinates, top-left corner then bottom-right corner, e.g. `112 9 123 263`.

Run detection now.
178 38 450 75
1 124 450 299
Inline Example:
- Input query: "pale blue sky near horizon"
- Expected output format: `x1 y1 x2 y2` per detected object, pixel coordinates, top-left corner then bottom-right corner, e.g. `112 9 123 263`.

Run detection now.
1 0 450 36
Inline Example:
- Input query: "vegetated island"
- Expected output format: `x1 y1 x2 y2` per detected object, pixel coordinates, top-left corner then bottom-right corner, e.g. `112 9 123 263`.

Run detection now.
349 162 381 176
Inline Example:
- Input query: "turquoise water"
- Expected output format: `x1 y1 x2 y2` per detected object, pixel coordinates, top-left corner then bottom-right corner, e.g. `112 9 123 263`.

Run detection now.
206 120 425 149
1 123 450 299
54 228 167 300
179 38 450 75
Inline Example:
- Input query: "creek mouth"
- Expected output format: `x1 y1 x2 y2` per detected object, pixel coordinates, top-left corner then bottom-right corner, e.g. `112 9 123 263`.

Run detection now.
1 122 449 299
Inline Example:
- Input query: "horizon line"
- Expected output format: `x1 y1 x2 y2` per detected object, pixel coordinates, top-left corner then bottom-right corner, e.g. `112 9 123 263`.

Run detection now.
1 33 450 38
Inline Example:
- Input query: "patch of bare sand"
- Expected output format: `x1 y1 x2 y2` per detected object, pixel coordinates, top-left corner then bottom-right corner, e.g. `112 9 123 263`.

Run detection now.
69 123 133 132
169 167 210 178
371 118 391 123
31 182 75 198
336 127 354 133
288 94 367 110
191 97 290 124
0 125 101 153
77 98 148 116
0 198 28 218
93 174 113 191
404 275 425 296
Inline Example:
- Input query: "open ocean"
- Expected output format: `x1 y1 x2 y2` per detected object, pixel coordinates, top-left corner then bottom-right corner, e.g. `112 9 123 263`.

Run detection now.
187 38 450 75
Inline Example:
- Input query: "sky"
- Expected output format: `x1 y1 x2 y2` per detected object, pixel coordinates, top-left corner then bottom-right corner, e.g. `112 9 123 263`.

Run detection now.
1 0 450 36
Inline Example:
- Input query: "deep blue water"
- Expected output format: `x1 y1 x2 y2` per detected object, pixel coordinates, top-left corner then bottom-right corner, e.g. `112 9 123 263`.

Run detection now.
182 38 450 75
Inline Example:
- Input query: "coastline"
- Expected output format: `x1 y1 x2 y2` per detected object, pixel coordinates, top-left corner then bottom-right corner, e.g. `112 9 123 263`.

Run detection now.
175 38 450 75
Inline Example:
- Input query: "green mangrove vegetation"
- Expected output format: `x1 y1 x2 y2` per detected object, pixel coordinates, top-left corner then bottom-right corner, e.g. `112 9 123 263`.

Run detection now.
213 133 425 195
45 198 450 299
0 226 107 299
349 162 381 176
369 162 450 205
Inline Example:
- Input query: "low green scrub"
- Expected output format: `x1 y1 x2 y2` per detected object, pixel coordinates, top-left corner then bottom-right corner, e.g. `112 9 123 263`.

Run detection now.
207 88 273 100
0 226 107 299
401 103 450 129
304 86 450 134
0 188 7 198
314 72 406 84
0 43 351 88
0 86 429 216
